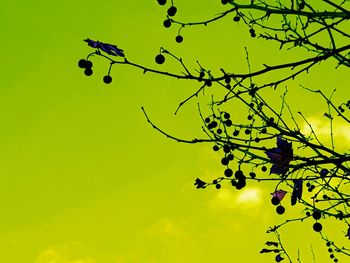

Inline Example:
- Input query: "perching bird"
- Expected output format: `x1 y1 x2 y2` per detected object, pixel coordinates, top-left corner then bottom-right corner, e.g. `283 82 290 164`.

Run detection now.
84 39 125 57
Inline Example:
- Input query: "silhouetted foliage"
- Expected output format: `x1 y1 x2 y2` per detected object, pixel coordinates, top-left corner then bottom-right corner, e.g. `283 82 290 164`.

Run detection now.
79 0 350 261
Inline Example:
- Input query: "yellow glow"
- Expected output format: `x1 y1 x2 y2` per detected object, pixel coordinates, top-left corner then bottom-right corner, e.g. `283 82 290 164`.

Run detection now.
208 189 236 210
301 116 350 150
236 188 262 206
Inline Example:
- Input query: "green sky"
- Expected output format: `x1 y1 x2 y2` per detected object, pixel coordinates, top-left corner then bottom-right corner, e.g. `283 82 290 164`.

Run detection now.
1 0 349 262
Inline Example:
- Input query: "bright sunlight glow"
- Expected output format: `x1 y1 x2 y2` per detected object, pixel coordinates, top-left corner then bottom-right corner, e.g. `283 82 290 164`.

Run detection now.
236 188 262 205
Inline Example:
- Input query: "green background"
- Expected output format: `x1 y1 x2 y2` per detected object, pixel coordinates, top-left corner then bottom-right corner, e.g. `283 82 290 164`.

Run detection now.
1 0 349 262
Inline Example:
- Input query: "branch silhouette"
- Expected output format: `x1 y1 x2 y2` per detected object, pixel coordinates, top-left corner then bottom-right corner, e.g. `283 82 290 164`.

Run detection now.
79 0 350 261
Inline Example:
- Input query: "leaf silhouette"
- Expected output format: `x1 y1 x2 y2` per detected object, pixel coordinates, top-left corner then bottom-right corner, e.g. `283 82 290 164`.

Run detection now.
291 178 303 206
265 137 293 175
84 39 125 57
